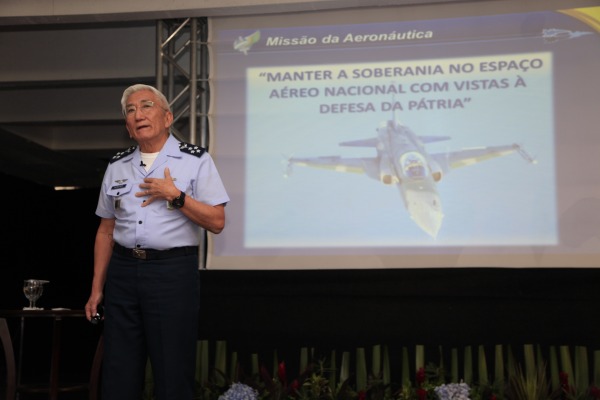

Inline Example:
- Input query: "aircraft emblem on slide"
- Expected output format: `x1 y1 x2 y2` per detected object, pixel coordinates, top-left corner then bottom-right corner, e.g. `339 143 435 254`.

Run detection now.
284 113 537 239
234 30 261 55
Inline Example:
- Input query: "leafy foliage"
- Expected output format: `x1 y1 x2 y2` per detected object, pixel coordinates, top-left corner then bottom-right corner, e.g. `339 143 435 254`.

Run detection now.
141 343 600 400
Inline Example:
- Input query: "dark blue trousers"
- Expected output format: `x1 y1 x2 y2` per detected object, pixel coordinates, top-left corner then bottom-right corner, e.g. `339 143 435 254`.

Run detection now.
101 252 200 400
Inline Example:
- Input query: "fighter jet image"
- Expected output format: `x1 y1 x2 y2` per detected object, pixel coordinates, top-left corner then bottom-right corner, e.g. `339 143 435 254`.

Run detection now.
233 30 261 55
285 114 537 238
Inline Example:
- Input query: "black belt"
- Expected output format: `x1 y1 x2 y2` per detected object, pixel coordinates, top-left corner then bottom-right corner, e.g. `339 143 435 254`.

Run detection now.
113 242 198 260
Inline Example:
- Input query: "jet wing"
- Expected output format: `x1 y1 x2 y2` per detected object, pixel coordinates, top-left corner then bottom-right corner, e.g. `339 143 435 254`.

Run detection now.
340 135 450 148
339 138 379 147
286 155 380 180
431 143 536 173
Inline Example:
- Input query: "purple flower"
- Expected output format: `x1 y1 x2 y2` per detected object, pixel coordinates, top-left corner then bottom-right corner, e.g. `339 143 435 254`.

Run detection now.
219 383 258 400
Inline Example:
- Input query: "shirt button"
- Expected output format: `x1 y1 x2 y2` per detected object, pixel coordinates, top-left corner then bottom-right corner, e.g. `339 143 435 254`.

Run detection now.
138 221 142 224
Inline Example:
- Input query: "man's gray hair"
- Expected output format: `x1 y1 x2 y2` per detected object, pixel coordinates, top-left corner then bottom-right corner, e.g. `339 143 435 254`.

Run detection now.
121 84 171 116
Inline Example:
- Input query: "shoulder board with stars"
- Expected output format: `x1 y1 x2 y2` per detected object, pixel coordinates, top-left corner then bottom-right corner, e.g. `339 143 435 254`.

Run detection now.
179 142 206 158
109 145 137 164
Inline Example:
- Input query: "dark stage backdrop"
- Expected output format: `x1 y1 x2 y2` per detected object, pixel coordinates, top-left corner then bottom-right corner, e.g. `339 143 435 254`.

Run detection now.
0 173 102 389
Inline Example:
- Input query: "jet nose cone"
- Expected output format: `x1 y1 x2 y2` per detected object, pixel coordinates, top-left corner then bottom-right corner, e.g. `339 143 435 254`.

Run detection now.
414 209 444 239
406 190 444 238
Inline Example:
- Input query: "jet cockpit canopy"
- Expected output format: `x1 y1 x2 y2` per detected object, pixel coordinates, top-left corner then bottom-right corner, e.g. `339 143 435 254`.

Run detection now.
400 151 428 179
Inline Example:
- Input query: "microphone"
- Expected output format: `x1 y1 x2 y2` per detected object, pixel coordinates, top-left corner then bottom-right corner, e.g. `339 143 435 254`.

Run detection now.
140 161 146 167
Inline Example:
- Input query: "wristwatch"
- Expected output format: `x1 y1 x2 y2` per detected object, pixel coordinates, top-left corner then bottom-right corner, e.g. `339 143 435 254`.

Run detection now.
171 191 186 209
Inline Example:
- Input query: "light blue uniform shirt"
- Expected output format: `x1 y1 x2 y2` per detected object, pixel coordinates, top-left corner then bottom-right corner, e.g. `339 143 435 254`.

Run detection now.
96 134 230 250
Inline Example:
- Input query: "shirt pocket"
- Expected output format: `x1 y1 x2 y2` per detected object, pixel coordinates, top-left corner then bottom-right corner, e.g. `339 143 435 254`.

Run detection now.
106 182 133 212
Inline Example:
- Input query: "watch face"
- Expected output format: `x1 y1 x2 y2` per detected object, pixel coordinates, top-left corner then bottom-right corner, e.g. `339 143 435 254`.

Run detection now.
172 192 185 208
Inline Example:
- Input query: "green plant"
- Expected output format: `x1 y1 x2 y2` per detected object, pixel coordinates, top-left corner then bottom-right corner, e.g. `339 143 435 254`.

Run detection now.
141 342 600 400
505 364 553 400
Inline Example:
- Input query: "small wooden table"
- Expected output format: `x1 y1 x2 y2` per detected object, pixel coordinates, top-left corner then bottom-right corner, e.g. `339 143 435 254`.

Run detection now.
0 309 94 400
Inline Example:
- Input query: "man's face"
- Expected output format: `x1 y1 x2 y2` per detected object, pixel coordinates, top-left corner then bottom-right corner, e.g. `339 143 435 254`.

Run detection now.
124 89 173 142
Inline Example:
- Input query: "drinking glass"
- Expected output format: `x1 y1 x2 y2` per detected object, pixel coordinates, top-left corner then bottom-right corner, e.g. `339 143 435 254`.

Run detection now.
23 279 49 310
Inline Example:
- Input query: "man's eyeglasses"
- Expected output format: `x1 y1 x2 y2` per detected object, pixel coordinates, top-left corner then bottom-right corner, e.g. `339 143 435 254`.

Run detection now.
124 100 162 116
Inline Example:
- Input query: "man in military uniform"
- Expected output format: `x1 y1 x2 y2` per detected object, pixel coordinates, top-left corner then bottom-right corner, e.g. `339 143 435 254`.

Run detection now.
85 84 229 400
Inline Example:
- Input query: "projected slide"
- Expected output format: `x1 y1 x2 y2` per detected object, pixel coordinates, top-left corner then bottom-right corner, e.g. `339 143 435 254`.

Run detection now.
208 5 600 269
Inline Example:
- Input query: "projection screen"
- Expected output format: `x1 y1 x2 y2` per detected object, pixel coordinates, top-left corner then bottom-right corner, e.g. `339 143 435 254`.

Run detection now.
206 1 600 270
